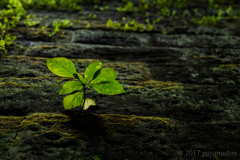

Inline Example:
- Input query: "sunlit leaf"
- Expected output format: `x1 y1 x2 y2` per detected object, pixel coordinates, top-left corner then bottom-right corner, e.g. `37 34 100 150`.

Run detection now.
73 73 85 84
84 61 101 83
81 98 96 110
63 91 83 109
91 80 125 95
91 68 117 85
46 57 77 78
59 81 83 95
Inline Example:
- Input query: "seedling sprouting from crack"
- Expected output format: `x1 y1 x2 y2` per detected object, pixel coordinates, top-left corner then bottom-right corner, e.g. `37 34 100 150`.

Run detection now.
46 57 125 114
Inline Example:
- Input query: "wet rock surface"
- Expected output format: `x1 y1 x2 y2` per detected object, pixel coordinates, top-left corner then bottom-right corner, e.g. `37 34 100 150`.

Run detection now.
0 1 240 160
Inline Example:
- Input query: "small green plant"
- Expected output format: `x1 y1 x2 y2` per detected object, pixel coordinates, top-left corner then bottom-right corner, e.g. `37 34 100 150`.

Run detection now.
192 9 223 26
34 25 49 35
0 0 26 29
106 19 121 30
88 13 97 19
41 25 46 30
162 30 168 35
145 18 150 24
0 0 23 56
160 6 170 16
139 0 150 11
59 19 73 27
106 18 154 32
173 0 187 8
145 19 154 31
153 16 163 24
23 15 40 27
194 8 198 13
3 33 16 46
0 23 7 52
99 5 109 11
46 57 126 111
117 1 137 13
59 0 82 11
0 33 16 57
86 23 90 29
35 0 57 10
0 23 16 56
49 19 72 37
0 39 5 56
225 6 238 19
172 10 177 16
183 9 191 17
208 0 218 9
124 20 144 32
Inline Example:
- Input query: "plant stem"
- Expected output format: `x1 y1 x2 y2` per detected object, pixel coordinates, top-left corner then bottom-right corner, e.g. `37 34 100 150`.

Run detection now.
79 85 86 115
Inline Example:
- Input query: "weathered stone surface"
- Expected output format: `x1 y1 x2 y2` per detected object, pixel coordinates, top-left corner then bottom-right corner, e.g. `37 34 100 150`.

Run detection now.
0 113 177 160
1 1 240 160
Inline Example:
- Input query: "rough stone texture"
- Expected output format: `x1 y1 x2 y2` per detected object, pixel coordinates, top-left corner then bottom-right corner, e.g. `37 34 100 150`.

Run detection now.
1 1 240 160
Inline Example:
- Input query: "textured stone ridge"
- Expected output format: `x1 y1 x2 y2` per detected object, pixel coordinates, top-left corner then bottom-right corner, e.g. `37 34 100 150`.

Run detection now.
1 0 240 160
0 113 178 160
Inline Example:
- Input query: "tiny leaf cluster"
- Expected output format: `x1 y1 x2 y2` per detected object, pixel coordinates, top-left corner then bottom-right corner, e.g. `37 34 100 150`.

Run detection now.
49 19 73 37
192 9 223 26
47 57 125 111
107 19 154 32
0 0 23 56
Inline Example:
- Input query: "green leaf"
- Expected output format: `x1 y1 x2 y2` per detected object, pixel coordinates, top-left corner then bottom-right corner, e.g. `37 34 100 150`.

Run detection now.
63 91 83 109
91 80 125 95
59 80 83 95
0 40 5 50
81 98 96 110
107 19 113 28
46 57 77 78
73 73 85 84
91 68 117 85
84 61 101 83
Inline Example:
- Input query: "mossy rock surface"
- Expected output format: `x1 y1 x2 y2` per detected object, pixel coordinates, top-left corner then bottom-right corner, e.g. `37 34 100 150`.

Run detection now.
1 0 240 160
